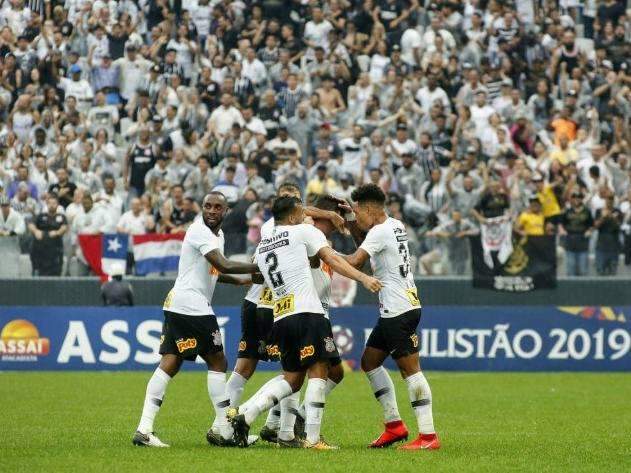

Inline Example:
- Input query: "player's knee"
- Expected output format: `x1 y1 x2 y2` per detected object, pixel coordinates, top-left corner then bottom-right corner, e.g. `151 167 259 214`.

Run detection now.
159 355 182 377
234 358 257 379
204 351 227 372
360 355 378 373
329 363 344 384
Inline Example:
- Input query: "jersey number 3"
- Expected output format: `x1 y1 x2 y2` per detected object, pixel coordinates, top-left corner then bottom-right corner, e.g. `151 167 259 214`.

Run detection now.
265 252 284 288
398 243 411 278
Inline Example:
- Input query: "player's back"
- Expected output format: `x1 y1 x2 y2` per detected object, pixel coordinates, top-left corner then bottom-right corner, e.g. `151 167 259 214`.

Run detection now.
360 217 420 317
165 217 223 315
256 223 326 321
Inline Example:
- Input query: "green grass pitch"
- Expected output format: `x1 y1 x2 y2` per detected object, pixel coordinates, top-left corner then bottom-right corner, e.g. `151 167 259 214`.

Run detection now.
1 371 630 472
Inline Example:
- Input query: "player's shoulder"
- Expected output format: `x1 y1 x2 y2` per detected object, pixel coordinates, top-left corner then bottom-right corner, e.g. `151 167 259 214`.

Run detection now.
185 217 212 238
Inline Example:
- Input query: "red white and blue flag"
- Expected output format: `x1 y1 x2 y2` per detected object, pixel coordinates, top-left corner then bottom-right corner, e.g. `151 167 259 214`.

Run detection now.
78 233 128 278
132 234 184 276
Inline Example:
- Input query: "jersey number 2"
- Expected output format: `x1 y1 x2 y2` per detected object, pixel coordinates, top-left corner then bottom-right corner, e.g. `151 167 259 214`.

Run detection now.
265 252 284 288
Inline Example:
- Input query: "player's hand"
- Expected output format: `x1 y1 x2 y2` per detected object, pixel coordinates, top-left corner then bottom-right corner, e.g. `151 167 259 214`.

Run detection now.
326 210 346 233
361 275 382 293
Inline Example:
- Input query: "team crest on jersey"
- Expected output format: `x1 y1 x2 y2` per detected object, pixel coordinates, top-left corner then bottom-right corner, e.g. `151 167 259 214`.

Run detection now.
238 340 247 352
176 338 197 352
299 345 315 360
324 337 335 353
212 330 222 346
410 334 419 348
267 344 280 357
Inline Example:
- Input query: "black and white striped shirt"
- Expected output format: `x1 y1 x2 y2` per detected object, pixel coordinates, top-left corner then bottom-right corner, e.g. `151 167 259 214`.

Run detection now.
277 86 308 118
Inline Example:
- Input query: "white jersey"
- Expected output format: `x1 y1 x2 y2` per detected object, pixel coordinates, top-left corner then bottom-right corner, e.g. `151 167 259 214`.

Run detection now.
163 217 223 316
311 261 333 319
360 217 421 318
245 217 275 308
256 223 328 321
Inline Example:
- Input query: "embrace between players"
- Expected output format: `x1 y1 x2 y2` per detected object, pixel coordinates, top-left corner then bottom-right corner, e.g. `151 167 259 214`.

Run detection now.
132 182 440 451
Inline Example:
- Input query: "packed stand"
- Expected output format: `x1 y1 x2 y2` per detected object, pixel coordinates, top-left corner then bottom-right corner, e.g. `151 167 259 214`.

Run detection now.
0 0 629 277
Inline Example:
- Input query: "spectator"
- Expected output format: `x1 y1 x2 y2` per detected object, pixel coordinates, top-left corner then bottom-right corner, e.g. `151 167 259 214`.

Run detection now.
28 194 67 276
594 196 623 275
0 194 25 236
101 263 134 306
516 196 546 237
560 192 594 276
48 168 77 209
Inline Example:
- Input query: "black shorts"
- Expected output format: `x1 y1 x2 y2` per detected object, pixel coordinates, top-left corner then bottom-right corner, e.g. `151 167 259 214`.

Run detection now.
324 318 342 367
366 309 421 359
237 300 276 361
269 313 338 372
159 310 223 361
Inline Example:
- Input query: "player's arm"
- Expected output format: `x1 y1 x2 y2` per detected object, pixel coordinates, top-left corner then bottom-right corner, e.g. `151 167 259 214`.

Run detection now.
305 206 345 232
334 198 367 246
341 247 371 270
204 249 259 274
317 246 381 292
218 273 264 285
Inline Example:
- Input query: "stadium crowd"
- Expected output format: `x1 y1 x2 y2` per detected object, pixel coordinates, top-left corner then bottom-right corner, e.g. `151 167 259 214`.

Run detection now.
0 0 629 277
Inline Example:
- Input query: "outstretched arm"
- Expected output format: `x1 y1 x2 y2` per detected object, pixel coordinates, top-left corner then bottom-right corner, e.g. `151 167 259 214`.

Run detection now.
305 206 345 232
341 247 371 270
317 246 381 293
205 249 259 274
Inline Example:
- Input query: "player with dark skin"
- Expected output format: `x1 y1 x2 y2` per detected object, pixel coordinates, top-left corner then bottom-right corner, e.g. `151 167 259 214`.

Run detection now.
158 192 262 379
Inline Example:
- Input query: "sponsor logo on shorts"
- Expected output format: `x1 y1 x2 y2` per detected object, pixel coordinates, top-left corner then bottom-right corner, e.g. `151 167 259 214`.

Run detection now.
324 337 336 353
300 345 315 360
410 334 419 348
176 338 197 353
238 340 247 352
267 344 280 357
212 330 222 346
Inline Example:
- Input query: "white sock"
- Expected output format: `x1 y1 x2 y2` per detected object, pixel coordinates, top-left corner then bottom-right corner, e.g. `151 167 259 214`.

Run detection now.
366 366 401 423
264 404 282 429
278 391 300 441
297 377 337 420
405 371 435 434
239 374 284 415
226 371 248 408
304 378 326 444
207 371 233 439
241 378 293 426
137 368 171 434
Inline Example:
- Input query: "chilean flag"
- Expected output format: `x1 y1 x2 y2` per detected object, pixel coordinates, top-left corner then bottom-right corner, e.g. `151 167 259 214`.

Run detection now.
132 233 184 275
78 233 128 278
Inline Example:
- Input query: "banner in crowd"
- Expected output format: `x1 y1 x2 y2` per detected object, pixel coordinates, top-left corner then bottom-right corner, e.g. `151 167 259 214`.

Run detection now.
132 234 184 276
79 233 184 276
1 305 628 372
79 233 128 278
471 235 557 291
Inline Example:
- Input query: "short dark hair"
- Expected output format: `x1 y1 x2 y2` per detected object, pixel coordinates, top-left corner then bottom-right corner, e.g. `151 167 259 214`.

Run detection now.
351 183 386 205
272 196 301 221
277 182 301 197
314 194 342 213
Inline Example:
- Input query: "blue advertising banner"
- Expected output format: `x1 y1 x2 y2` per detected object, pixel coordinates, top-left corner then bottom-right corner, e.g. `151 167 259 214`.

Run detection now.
0 305 629 371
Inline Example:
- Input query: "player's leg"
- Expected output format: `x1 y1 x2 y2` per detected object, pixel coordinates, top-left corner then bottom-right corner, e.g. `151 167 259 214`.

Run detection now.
289 336 344 440
390 309 439 451
226 300 261 407
302 361 333 448
362 318 408 448
227 316 300 447
228 370 299 447
133 354 182 447
200 349 236 444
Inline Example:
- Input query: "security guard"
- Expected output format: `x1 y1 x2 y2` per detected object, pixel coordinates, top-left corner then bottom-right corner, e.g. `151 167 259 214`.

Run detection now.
27 194 67 276
101 262 134 306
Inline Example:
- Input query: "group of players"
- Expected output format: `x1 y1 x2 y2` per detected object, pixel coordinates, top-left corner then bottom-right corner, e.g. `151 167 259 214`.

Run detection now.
132 182 440 451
